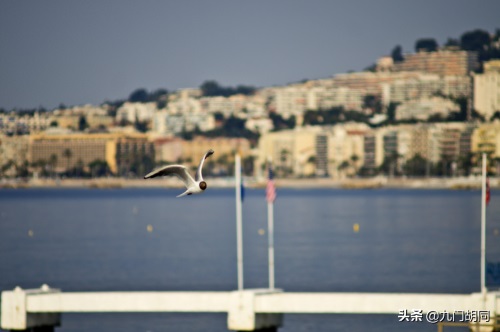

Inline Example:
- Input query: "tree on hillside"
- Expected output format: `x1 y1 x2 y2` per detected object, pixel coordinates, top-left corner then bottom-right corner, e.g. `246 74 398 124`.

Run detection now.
363 94 383 114
269 112 296 130
391 45 404 63
460 29 490 52
128 89 149 103
78 115 88 131
200 80 256 97
149 88 168 100
201 81 224 97
415 38 438 52
444 38 460 48
386 102 399 123
460 29 495 64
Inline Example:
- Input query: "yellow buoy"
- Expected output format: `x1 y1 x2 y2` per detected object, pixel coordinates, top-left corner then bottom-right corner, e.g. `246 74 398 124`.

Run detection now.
147 224 153 233
494 229 499 236
258 228 265 236
353 223 360 233
28 229 34 237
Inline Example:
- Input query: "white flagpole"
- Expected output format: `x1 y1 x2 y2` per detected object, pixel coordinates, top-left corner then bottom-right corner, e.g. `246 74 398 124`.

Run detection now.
235 154 244 291
268 200 275 290
481 153 487 296
267 157 275 290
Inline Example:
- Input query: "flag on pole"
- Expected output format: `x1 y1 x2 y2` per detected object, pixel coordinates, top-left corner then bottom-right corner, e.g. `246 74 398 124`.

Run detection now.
241 176 245 203
486 177 491 206
266 163 276 203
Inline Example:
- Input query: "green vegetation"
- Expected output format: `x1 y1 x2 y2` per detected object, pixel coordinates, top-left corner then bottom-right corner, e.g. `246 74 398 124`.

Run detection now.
303 107 370 126
415 38 438 52
269 113 295 131
200 80 256 97
391 45 404 63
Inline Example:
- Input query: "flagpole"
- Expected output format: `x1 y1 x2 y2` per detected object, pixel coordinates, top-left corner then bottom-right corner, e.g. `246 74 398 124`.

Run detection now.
235 154 243 291
268 200 275 290
266 158 276 290
480 153 487 297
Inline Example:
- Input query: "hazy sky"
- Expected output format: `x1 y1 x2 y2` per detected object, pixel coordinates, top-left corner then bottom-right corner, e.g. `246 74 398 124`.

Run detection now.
1 0 499 110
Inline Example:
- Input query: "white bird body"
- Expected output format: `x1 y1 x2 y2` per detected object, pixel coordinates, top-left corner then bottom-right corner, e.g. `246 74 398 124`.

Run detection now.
144 149 214 197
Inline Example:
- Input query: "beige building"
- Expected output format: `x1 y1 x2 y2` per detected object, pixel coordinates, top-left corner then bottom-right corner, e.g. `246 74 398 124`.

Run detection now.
332 71 422 98
257 124 369 178
0 134 30 176
181 136 251 172
473 60 500 119
152 136 251 175
153 137 183 163
471 122 500 158
28 132 153 174
256 127 320 178
363 123 470 173
393 50 479 76
316 123 369 178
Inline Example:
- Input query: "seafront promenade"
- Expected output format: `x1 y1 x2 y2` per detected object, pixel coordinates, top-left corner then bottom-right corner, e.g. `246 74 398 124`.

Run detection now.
0 176 497 190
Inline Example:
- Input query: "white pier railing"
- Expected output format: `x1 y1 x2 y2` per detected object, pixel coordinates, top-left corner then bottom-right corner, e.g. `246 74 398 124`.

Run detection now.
2 285 500 331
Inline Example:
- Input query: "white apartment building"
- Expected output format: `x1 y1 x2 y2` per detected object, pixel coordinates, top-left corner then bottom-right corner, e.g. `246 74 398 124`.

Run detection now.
245 117 273 134
384 74 470 105
152 111 215 136
116 102 157 123
395 97 459 121
200 95 247 117
167 96 202 115
0 112 52 134
273 86 309 118
307 86 364 111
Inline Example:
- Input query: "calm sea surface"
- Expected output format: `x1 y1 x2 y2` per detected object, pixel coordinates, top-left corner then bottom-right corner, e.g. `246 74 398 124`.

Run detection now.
1 187 499 332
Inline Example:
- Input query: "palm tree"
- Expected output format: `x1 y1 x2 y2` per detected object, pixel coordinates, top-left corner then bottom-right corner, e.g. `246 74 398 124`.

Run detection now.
350 154 360 175
62 149 73 175
49 154 58 178
338 160 351 178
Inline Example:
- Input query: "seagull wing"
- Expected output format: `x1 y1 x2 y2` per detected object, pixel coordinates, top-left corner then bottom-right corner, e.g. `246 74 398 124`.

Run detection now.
144 165 196 188
196 149 214 182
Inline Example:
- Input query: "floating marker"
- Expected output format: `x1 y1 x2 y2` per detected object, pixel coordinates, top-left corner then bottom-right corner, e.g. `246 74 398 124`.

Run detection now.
28 229 34 237
353 223 360 233
258 228 265 236
147 224 153 233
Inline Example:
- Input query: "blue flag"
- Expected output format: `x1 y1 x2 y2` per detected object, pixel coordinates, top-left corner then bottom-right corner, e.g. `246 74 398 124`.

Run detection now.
240 173 245 202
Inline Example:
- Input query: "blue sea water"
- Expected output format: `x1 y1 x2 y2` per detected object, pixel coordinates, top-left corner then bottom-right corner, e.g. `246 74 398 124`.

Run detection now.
0 187 499 332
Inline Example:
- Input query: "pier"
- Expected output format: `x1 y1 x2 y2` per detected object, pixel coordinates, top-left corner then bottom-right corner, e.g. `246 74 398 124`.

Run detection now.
2 285 500 331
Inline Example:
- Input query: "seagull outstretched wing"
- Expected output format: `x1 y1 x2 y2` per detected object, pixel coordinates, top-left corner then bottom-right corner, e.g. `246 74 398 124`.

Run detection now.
196 149 214 182
144 165 196 189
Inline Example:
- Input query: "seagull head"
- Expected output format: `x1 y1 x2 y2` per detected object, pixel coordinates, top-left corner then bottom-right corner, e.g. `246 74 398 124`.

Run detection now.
199 181 207 190
205 149 214 159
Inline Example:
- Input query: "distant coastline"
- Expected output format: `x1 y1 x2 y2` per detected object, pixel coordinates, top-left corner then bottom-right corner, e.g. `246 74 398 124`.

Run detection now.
0 176 496 190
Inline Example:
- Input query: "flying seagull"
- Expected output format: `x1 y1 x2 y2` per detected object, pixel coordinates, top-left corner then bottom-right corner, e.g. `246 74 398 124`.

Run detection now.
144 149 214 197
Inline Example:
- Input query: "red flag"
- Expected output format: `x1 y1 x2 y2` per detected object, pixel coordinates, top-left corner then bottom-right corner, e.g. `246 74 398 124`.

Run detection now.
266 164 276 203
486 177 491 206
